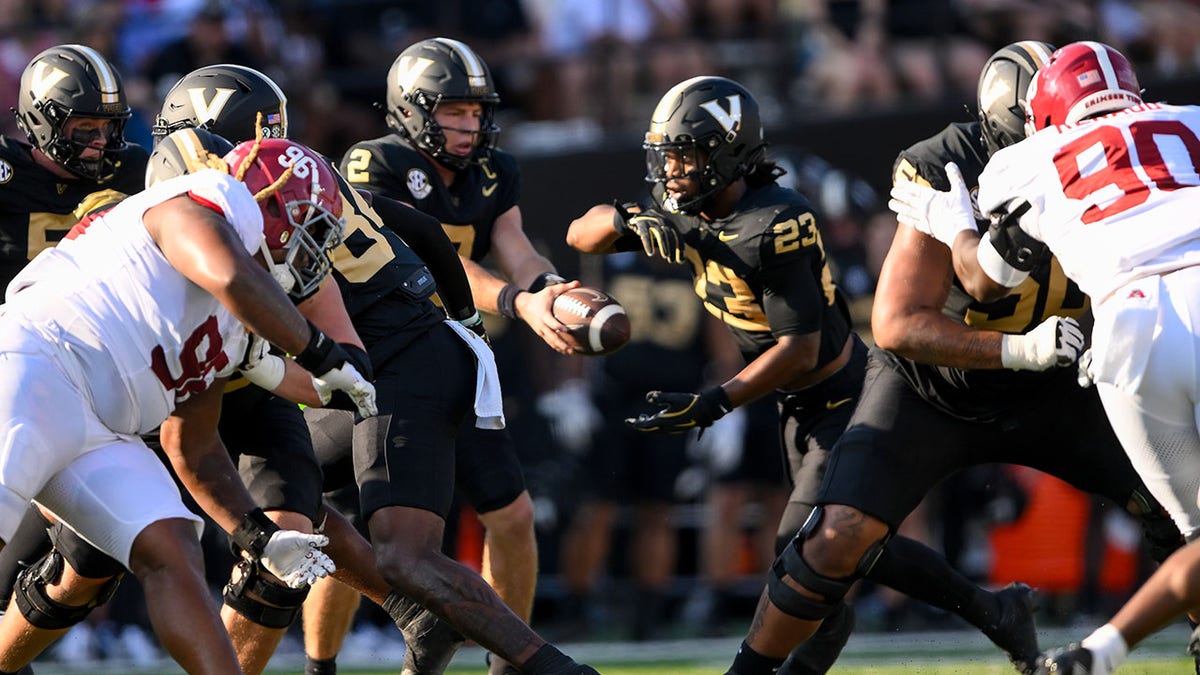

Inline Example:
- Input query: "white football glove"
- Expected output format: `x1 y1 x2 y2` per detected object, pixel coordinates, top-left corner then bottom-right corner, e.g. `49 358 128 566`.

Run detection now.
312 363 377 418
888 162 978 246
259 530 336 589
1077 347 1095 388
536 379 602 454
1000 316 1085 371
239 332 286 391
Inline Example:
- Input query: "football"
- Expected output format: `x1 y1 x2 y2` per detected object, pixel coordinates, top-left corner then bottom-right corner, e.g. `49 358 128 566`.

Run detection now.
552 287 631 356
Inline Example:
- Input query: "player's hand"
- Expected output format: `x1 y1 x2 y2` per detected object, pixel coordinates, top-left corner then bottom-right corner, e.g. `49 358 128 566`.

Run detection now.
615 206 685 263
259 530 337 589
516 279 581 354
1077 347 1095 388
311 362 377 417
888 162 977 246
536 379 602 454
457 310 491 346
1000 316 1085 371
238 332 286 391
626 387 733 435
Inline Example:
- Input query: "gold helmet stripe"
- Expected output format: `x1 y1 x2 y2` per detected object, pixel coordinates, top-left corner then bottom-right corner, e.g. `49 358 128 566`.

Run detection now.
433 37 488 89
69 44 121 105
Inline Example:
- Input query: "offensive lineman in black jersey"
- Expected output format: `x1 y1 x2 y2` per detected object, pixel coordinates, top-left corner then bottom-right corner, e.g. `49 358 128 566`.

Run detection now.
1 44 147 290
717 42 1186 675
567 75 1050 675
325 37 577 675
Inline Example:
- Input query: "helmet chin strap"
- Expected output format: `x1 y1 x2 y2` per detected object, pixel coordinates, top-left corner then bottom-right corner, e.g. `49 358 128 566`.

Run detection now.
258 239 296 293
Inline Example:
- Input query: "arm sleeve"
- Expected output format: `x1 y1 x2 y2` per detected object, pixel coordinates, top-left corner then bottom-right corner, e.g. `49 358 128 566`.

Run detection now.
370 193 476 319
757 215 827 338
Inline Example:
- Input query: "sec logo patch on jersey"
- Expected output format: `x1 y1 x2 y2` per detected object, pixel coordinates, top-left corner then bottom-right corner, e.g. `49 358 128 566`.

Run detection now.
0 159 12 184
406 168 432 200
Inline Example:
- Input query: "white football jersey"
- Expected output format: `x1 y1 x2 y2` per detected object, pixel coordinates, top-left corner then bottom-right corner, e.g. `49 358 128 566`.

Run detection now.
978 103 1200 301
1 170 264 434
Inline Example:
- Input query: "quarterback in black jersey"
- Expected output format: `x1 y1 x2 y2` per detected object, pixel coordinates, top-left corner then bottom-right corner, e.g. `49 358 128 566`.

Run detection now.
332 37 579 675
0 44 147 290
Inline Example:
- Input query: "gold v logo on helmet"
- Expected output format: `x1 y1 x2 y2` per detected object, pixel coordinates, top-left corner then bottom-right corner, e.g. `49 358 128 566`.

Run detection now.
394 56 435 93
699 95 742 137
188 87 236 125
30 63 69 102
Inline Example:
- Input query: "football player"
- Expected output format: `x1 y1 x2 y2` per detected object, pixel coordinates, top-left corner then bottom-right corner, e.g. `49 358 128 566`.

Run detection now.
327 36 579 675
0 133 364 674
2 44 147 292
892 40 1200 675
715 41 1187 675
565 74 1054 675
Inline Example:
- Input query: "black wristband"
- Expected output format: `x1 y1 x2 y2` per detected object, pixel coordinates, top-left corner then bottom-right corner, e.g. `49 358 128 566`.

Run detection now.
611 199 633 234
528 272 566 294
497 284 520 320
295 320 351 376
700 386 733 420
230 508 280 559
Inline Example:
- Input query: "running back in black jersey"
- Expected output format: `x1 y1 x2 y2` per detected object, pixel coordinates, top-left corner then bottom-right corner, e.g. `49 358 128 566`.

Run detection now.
888 121 1090 421
622 182 852 369
339 134 519 263
600 252 711 394
0 135 147 288
326 172 446 368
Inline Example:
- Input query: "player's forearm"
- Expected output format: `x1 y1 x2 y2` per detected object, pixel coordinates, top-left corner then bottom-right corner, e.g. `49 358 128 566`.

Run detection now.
462 257 513 316
951 230 1012 303
566 204 625 254
160 409 259 535
874 309 1005 369
297 280 364 349
722 336 819 408
215 261 313 356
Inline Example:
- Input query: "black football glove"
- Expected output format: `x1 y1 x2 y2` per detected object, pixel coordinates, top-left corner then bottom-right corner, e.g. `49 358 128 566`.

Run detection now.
612 202 685 264
625 387 732 435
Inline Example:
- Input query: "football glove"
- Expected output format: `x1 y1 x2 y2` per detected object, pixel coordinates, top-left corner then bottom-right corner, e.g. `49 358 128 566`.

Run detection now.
888 162 978 246
260 529 337 589
1077 347 1095 388
1000 316 1085 371
1034 644 1096 674
614 204 685 264
295 321 378 417
238 332 286 391
626 387 732 435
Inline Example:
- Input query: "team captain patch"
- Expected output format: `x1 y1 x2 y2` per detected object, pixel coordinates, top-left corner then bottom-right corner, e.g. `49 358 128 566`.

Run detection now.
406 168 431 200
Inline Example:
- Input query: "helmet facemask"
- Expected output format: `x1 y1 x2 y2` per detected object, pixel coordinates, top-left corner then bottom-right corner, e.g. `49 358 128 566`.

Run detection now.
39 105 130 181
394 90 499 171
259 191 343 298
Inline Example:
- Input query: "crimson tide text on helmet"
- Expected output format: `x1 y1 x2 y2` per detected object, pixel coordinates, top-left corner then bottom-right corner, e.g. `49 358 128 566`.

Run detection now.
14 44 131 182
385 37 500 171
145 127 236 188
223 139 344 298
976 41 1056 156
643 76 767 214
152 64 288 143
1025 41 1142 134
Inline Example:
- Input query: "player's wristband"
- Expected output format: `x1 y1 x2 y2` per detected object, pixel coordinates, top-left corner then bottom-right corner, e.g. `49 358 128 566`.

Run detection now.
294 320 337 374
497 284 521 320
230 508 280 559
241 353 287 391
528 273 566 294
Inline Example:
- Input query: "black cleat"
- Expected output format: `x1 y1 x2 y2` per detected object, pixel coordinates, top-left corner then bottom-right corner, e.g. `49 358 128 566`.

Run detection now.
399 609 466 675
777 601 856 675
982 583 1040 674
1034 644 1094 674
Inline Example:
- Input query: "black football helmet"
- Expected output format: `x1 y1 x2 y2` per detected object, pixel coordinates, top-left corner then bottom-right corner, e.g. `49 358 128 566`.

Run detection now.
977 41 1055 156
643 76 766 214
152 64 287 143
145 127 235 188
385 37 500 171
14 44 131 182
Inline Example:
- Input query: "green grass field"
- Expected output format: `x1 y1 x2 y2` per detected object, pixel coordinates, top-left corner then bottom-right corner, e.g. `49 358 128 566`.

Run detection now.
321 660 1193 674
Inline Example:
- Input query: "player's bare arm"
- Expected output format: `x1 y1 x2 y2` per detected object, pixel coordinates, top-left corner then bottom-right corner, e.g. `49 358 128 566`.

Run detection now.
144 195 312 355
872 223 1007 369
565 203 625 254
722 332 826 407
297 279 364 348
486 204 579 353
950 228 1015 303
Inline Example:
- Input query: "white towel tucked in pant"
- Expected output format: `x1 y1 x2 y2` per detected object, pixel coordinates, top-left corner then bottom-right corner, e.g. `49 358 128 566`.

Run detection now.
443 320 505 429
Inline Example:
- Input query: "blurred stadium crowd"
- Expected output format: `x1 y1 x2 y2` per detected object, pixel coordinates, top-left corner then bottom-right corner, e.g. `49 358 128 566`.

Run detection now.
4 0 1200 667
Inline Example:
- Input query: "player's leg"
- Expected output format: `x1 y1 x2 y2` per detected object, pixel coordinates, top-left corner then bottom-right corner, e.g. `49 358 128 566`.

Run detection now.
456 425 538 674
357 324 595 675
302 577 360 675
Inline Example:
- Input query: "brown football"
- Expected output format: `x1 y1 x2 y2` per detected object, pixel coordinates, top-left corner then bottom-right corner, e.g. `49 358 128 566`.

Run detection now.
552 287 631 356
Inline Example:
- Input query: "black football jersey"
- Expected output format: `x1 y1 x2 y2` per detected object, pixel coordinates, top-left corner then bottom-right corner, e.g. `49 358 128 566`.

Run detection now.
621 182 852 369
885 121 1090 421
599 252 710 393
339 134 519 263
325 171 445 368
0 135 148 289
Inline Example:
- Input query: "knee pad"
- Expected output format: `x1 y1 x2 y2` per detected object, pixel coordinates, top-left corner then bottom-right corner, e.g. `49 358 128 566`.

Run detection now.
51 523 126 579
223 558 310 629
767 506 890 621
1128 489 1185 562
14 550 123 630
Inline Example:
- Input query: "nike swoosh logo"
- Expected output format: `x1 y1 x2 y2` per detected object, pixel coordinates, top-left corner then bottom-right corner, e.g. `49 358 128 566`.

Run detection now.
718 231 739 242
482 183 498 197
826 397 852 410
